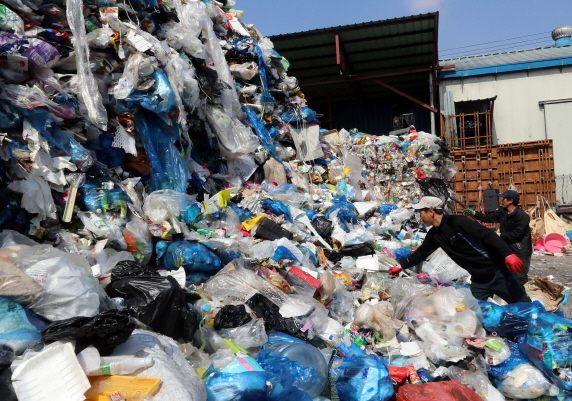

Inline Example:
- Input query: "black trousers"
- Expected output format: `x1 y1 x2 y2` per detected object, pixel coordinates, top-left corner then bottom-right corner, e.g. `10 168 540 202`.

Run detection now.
470 268 531 304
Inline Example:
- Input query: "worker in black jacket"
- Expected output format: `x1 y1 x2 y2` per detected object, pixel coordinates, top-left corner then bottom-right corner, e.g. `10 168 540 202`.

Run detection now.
463 190 532 284
388 196 530 303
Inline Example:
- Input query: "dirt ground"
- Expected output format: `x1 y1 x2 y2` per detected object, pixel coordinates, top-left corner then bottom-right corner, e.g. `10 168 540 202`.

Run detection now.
530 253 572 289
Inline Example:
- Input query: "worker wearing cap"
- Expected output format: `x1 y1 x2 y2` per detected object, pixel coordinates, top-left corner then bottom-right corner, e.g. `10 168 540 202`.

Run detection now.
463 190 532 284
389 196 530 303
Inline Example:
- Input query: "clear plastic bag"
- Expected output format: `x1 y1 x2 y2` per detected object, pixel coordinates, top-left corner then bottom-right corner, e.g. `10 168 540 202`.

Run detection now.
113 52 144 100
123 218 153 265
217 318 268 350
78 211 128 250
0 4 25 34
495 363 559 399
1 243 106 321
204 105 259 159
66 0 107 130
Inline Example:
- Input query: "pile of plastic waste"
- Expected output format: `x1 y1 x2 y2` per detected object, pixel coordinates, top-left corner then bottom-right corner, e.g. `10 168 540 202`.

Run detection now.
1 0 572 400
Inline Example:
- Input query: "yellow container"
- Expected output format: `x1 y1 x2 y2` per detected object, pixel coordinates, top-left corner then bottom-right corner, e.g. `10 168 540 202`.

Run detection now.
85 375 161 401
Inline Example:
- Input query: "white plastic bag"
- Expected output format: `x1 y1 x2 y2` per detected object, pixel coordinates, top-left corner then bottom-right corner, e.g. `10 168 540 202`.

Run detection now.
112 330 207 401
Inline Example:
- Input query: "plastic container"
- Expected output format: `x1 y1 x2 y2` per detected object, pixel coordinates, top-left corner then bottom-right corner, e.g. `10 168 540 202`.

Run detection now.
266 341 328 398
544 233 568 253
85 376 161 401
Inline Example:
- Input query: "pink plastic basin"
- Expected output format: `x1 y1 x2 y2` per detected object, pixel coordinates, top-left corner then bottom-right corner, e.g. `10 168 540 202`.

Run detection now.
544 233 568 253
534 238 545 251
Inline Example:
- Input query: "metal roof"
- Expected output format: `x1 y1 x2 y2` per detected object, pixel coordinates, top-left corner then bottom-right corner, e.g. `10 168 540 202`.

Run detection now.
270 13 439 108
439 45 572 79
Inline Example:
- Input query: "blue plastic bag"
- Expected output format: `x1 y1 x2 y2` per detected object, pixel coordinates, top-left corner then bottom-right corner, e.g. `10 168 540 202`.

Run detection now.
85 133 125 168
262 199 293 222
519 310 572 390
135 112 188 193
378 204 398 215
479 300 545 336
157 241 222 275
394 247 413 261
272 246 300 263
256 349 314 401
18 107 93 169
205 371 271 401
127 70 176 115
0 298 42 353
333 354 393 401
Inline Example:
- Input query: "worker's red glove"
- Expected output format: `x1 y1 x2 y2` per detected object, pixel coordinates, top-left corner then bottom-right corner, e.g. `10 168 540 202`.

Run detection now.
505 254 523 274
388 266 402 277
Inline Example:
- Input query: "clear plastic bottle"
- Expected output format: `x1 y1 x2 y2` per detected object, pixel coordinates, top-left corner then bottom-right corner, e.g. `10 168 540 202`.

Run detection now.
266 341 328 398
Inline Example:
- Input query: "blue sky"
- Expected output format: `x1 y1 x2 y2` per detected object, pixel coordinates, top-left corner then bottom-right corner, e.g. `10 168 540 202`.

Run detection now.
237 0 572 59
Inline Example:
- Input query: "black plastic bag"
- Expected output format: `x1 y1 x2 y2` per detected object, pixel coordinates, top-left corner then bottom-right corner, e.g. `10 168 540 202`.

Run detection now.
41 310 135 355
192 59 232 92
105 261 199 343
213 305 252 331
0 346 14 368
339 242 375 258
0 368 17 401
311 217 332 238
246 293 312 342
323 248 343 264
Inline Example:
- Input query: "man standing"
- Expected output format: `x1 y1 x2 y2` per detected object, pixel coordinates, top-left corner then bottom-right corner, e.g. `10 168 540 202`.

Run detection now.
389 196 530 303
463 190 532 284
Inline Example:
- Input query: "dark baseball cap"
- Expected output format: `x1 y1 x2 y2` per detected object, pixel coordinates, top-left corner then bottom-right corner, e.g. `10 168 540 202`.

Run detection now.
498 190 520 201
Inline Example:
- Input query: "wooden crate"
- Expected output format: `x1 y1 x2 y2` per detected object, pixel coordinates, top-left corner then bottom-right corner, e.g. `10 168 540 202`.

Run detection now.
448 140 556 214
450 147 500 213
497 140 555 210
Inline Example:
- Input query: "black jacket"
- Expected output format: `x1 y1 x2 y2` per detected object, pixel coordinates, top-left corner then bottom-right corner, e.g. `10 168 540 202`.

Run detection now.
474 207 532 259
400 214 515 283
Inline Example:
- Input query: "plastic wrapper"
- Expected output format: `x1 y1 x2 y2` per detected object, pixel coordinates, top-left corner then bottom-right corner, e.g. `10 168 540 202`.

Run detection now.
333 354 394 401
66 0 107 129
105 261 199 342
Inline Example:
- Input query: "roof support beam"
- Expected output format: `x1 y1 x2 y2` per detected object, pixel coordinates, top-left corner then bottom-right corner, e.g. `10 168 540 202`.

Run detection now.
271 15 435 42
373 79 438 113
286 41 434 64
302 65 455 87
336 33 366 101
278 28 435 53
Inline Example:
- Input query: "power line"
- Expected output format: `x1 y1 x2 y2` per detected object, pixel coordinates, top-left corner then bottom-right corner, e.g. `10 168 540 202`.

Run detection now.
441 38 554 58
440 31 550 52
441 37 553 56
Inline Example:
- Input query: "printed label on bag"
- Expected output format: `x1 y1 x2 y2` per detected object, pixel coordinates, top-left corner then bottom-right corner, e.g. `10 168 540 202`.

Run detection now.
484 338 504 351
26 269 48 288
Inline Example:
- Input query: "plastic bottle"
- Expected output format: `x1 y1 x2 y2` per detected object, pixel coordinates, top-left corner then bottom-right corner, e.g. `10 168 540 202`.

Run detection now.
87 357 154 376
266 341 328 398
413 321 448 346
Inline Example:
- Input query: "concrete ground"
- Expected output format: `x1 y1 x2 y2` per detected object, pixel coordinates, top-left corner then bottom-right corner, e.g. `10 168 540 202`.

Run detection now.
530 253 572 289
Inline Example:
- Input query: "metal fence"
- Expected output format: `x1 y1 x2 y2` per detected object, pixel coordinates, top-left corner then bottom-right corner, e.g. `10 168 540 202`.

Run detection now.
555 175 572 205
